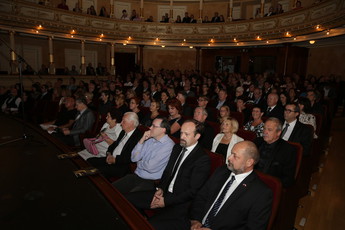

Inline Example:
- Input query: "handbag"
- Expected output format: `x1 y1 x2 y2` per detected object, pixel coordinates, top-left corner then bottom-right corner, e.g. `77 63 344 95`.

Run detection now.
83 136 106 155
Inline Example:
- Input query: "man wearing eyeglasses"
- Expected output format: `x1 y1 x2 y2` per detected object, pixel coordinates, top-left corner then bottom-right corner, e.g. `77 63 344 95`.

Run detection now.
112 117 175 194
282 103 313 156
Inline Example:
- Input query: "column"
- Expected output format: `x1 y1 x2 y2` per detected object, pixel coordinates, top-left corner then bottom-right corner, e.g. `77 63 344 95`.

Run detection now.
110 0 115 18
9 31 18 74
110 42 116 76
137 45 144 73
140 0 144 19
199 0 203 20
78 0 82 12
80 40 86 75
48 36 55 75
169 0 173 22
229 0 233 21
195 47 201 72
261 0 265 17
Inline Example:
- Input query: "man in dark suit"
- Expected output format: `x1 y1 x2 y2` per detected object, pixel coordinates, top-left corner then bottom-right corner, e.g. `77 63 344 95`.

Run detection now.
126 120 211 230
177 91 193 117
216 89 231 110
264 93 284 122
211 12 220 22
52 97 95 146
254 117 297 187
281 103 313 156
182 12 191 23
87 112 143 178
193 107 214 150
253 87 267 109
151 83 161 102
197 96 216 121
189 141 273 230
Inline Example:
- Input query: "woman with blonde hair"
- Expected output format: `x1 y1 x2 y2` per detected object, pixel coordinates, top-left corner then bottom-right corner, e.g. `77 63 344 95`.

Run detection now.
218 105 231 123
211 117 243 163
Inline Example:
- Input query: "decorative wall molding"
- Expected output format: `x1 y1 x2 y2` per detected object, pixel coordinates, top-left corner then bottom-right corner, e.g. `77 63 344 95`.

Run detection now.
0 0 344 47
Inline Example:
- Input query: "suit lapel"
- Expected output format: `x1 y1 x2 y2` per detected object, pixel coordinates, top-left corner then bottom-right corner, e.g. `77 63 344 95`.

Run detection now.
288 121 300 141
216 172 256 216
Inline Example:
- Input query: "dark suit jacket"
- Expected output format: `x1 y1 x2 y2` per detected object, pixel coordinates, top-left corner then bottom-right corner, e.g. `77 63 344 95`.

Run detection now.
254 138 297 187
70 108 95 146
158 143 210 207
287 121 313 156
199 122 215 150
106 128 143 174
264 105 284 122
182 103 193 117
190 166 272 230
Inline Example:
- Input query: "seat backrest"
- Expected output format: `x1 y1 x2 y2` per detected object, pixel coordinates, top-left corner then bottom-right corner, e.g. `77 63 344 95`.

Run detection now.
287 141 303 179
138 125 150 133
206 120 220 136
230 111 244 126
237 128 256 141
255 170 283 230
204 148 225 177
312 113 322 136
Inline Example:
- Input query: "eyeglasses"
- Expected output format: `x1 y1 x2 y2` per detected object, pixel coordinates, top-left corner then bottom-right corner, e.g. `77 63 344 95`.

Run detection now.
151 124 161 128
284 109 298 113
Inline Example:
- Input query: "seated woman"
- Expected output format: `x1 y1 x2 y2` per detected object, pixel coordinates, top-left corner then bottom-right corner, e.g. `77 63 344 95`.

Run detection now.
129 97 144 123
218 105 231 123
279 91 289 107
98 90 113 116
244 105 264 137
298 97 318 139
236 96 251 125
78 108 122 160
167 98 184 138
211 117 243 163
141 101 161 127
141 91 151 108
115 94 129 118
160 90 170 111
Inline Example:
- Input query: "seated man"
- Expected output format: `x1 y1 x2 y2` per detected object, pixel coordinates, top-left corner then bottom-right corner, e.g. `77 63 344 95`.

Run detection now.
254 117 297 187
52 97 94 146
176 91 193 117
197 96 215 121
281 103 313 156
264 93 284 122
87 112 143 178
189 141 273 230
125 120 210 230
112 117 175 194
40 97 77 133
193 107 214 150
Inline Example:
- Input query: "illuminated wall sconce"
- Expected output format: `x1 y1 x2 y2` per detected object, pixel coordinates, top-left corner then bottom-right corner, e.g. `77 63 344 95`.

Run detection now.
208 43 211 46
100 33 104 38
128 36 132 40
183 39 186 42
123 43 127 46
266 40 269 44
233 38 237 41
37 25 43 29
161 45 165 48
293 37 297 40
256 36 261 40
326 30 330 35
189 46 193 48
210 38 215 43
309 40 316 44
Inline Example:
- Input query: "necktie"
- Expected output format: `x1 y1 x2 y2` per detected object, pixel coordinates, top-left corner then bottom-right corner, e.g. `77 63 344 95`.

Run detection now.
204 175 236 228
171 147 187 177
267 107 272 114
281 123 289 138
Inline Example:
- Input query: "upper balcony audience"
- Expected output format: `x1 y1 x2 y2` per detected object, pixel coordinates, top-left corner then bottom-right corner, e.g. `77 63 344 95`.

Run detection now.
57 0 69 10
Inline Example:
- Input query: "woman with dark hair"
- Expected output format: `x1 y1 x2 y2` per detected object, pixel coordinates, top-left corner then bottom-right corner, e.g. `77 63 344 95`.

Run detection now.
141 91 151 107
279 91 289 107
244 105 264 137
288 88 298 103
141 101 161 127
115 94 129 118
129 97 144 123
160 90 170 111
167 98 184 138
98 90 113 115
298 97 317 138
78 108 122 160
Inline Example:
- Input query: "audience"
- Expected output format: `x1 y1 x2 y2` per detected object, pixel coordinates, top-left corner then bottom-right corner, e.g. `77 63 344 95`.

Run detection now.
125 120 210 230
112 117 174 194
189 141 272 230
52 97 95 147
87 112 143 178
254 117 297 187
57 0 69 10
78 108 122 160
211 117 244 163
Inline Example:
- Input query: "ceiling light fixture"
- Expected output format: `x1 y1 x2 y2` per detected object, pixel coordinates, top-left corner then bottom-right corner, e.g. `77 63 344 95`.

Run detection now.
309 40 315 44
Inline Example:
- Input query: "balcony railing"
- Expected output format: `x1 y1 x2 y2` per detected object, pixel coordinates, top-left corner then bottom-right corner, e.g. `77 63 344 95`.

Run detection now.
0 0 344 46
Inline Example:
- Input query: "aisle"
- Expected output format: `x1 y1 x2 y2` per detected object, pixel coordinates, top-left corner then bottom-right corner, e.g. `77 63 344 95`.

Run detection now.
295 116 345 230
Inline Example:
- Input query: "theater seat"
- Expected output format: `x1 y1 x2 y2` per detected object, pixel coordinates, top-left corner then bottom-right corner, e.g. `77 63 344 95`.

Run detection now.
256 170 282 230
204 149 225 177
237 128 256 141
